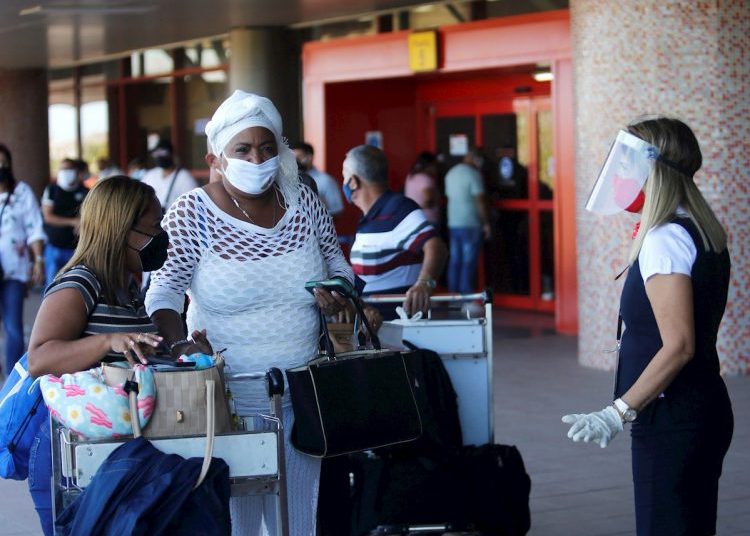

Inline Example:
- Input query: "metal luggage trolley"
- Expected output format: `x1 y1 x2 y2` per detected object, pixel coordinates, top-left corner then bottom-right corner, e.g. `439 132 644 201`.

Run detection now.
356 291 495 535
366 290 494 447
51 367 290 536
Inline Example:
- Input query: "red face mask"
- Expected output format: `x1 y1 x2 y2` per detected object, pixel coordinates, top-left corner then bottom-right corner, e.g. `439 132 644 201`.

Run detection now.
624 190 645 213
613 176 645 213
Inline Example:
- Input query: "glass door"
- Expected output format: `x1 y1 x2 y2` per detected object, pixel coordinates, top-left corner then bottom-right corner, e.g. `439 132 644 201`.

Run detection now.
431 96 555 311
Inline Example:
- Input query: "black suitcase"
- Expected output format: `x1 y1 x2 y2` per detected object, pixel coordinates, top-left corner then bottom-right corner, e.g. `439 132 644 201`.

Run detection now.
319 349 532 536
350 443 531 536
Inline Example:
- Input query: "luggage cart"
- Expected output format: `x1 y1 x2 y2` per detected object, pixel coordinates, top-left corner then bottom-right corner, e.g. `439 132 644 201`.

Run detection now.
51 367 290 536
366 290 494 446
353 291 493 535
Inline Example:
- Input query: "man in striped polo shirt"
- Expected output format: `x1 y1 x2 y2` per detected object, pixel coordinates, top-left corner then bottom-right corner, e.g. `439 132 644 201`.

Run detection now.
343 145 447 319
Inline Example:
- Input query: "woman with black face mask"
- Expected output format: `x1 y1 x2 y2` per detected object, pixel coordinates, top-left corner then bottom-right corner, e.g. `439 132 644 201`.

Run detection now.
26 176 170 535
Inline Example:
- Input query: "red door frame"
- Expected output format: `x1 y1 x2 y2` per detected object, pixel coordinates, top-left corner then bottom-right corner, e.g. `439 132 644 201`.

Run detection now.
302 10 578 334
424 95 554 312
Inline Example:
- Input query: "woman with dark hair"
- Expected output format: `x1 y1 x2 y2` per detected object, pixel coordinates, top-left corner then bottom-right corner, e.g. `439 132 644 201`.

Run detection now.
563 117 734 535
0 143 45 374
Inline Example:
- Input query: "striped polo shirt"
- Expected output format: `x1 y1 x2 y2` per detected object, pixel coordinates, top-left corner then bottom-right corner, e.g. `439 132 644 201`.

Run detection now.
45 265 158 360
351 191 437 294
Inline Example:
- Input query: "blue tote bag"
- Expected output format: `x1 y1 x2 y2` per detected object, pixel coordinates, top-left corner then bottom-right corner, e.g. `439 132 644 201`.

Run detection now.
0 353 48 480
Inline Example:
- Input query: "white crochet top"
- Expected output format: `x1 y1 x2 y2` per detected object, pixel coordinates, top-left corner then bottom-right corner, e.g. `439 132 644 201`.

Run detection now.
145 184 353 410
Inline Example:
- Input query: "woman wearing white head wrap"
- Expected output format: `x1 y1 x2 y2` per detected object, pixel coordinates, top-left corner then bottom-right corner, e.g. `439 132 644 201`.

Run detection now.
145 90 354 535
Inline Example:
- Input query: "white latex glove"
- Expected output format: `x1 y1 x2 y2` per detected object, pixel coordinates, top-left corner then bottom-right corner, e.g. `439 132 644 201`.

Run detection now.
561 405 623 448
395 306 423 322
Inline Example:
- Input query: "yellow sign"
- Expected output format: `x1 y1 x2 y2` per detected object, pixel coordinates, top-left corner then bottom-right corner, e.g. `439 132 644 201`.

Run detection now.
408 30 439 73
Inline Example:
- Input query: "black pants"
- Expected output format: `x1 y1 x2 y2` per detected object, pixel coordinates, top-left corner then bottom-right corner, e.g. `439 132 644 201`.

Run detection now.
631 389 733 536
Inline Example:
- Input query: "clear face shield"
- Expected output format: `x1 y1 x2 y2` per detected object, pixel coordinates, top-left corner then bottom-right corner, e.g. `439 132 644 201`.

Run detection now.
585 130 659 215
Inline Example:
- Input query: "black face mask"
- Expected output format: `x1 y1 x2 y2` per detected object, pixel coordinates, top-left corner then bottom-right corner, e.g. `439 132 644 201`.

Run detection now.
130 229 169 272
154 155 174 169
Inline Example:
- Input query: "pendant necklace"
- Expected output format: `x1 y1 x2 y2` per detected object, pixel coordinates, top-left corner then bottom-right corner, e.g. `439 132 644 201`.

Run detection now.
230 188 278 226
230 195 255 224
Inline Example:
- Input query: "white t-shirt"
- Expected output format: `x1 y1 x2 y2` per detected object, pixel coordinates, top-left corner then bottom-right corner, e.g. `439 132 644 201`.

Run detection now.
141 167 198 211
308 167 344 216
638 220 697 283
0 181 46 282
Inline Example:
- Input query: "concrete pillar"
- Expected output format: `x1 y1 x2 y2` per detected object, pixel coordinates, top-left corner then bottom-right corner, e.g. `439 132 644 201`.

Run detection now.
571 1 750 374
0 69 49 198
228 27 302 143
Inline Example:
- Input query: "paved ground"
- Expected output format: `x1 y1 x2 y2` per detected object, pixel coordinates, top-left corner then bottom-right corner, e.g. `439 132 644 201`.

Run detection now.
492 312 750 536
0 294 747 535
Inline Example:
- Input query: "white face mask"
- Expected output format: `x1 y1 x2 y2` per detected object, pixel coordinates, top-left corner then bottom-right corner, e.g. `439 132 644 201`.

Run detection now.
57 169 79 191
221 155 279 195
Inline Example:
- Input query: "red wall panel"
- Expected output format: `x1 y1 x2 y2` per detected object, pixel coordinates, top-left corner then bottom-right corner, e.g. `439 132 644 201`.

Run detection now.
324 77 418 238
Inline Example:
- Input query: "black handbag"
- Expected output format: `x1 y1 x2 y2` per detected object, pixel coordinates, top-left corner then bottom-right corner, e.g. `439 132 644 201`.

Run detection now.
286 299 422 458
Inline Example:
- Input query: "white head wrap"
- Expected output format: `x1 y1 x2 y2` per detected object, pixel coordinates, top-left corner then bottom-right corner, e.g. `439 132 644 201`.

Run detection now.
206 90 300 205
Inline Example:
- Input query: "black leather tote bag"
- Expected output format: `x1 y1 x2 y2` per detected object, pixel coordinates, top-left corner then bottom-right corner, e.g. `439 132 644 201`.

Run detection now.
286 299 422 458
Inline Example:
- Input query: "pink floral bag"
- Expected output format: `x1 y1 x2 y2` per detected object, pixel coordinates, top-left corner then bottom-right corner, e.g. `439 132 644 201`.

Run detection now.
40 364 156 440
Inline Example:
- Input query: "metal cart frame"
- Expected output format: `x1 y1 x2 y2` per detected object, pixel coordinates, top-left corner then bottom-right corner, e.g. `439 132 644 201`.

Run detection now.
51 368 290 536
351 291 495 535
365 290 494 446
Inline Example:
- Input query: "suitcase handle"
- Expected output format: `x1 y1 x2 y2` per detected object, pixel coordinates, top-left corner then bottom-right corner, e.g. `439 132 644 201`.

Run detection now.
265 368 285 397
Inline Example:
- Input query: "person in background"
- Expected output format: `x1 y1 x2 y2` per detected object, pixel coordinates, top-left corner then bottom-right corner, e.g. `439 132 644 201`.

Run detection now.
344 144 447 319
95 156 123 181
292 142 343 218
27 176 166 535
141 139 198 211
0 143 46 375
404 151 441 226
127 157 147 181
496 144 529 199
42 158 89 286
562 118 733 536
444 147 492 294
146 90 353 535
76 159 96 190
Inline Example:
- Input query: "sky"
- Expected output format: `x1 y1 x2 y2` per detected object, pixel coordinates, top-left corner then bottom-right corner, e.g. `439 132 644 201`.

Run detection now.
49 100 108 142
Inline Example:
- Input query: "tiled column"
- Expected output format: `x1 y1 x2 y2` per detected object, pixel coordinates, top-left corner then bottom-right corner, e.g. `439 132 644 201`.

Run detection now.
571 1 750 374
0 68 49 197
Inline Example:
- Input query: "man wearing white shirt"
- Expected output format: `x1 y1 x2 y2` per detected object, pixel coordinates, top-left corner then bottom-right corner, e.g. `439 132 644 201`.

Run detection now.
141 139 198 211
292 142 344 217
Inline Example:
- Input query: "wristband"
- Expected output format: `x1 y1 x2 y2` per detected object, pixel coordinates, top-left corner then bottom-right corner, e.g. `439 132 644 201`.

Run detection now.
417 278 436 290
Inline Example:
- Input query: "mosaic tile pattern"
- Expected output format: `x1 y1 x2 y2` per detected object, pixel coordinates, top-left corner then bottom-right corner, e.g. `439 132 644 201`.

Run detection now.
571 0 750 375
